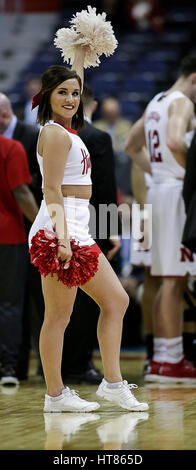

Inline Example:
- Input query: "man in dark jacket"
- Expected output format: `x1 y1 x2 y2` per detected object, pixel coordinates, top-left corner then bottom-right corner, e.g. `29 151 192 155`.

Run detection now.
61 84 121 383
183 129 196 216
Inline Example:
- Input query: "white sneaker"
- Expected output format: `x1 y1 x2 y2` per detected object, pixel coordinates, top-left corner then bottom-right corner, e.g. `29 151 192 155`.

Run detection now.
96 379 149 411
0 365 19 386
0 384 19 395
44 387 100 413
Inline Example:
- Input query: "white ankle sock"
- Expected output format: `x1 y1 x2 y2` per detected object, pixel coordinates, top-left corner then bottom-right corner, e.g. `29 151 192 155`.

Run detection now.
105 379 123 388
165 336 183 364
47 393 64 401
153 337 166 363
47 388 66 400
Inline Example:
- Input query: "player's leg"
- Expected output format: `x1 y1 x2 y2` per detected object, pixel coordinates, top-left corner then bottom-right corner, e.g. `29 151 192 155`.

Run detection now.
159 277 187 338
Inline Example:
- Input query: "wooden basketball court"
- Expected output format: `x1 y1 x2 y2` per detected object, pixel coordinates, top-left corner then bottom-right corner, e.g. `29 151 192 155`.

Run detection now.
1 351 196 452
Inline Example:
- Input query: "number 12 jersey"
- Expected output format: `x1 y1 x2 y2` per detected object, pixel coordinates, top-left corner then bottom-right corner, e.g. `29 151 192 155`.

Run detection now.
144 91 186 183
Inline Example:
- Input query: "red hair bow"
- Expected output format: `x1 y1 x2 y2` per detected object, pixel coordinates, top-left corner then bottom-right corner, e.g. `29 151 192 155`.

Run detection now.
31 90 42 110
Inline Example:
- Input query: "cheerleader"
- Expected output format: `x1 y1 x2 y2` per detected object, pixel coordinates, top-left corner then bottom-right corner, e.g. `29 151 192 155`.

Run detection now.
29 7 149 413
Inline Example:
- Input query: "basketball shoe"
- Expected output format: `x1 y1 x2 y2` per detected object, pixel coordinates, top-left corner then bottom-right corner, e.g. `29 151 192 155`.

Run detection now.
0 365 19 386
144 359 162 382
44 387 100 412
158 356 196 383
96 379 149 411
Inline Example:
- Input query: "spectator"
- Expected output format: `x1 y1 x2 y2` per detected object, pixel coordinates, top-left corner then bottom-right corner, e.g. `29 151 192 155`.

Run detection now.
0 135 38 385
94 97 132 199
0 92 42 379
0 92 41 205
125 0 165 33
23 77 41 127
61 83 121 384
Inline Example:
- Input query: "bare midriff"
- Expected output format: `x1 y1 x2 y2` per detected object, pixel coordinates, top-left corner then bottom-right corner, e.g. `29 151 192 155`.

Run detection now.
42 185 92 199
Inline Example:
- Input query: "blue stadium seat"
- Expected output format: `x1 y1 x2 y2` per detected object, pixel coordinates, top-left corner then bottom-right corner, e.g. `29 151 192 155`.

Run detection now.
166 7 196 23
136 59 169 74
159 31 190 44
122 77 156 93
89 79 119 97
119 100 142 121
146 50 180 62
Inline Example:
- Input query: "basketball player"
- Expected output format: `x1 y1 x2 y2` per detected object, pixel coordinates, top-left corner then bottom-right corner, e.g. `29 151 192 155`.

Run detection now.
125 55 196 383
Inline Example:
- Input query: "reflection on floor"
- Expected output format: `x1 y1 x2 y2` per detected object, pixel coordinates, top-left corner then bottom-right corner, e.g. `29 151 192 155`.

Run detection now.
1 352 196 450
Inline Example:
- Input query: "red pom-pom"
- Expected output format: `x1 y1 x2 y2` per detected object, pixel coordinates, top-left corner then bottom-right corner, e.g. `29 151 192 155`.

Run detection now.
29 229 99 287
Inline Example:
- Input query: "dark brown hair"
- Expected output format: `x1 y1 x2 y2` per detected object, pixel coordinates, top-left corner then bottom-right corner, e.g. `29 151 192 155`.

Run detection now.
37 65 84 129
179 55 196 77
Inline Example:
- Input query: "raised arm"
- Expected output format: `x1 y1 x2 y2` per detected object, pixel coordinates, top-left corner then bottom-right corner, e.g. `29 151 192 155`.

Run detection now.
71 45 89 91
125 115 151 174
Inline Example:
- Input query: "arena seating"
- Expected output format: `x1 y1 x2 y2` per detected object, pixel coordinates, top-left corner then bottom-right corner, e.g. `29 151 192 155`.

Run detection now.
0 4 196 121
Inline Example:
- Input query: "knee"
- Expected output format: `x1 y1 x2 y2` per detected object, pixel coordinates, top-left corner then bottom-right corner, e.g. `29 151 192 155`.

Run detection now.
121 290 130 312
104 290 129 318
45 305 73 329
57 313 71 330
164 279 184 297
115 290 130 314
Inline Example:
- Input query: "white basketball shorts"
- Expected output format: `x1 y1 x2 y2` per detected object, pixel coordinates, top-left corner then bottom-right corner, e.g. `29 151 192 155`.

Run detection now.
148 180 196 277
130 198 152 268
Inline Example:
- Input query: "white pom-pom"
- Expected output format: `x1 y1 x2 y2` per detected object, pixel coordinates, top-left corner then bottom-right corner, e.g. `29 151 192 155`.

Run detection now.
54 5 118 68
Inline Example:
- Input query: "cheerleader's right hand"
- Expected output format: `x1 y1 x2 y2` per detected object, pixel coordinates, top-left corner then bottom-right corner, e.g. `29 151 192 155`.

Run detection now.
57 239 72 263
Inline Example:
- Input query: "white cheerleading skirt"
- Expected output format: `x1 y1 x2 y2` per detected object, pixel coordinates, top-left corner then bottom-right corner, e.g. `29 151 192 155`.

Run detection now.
28 196 96 248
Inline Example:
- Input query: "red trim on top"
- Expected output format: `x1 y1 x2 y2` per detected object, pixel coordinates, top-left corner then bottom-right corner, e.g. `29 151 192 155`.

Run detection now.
54 122 78 135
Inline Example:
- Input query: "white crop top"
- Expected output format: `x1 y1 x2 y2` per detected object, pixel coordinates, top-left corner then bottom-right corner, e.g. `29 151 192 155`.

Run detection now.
37 121 92 187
